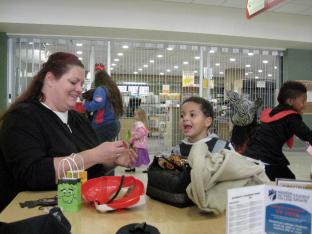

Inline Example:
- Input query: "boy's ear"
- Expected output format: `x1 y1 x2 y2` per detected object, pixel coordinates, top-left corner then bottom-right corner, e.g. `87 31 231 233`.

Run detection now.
205 116 213 128
286 98 293 106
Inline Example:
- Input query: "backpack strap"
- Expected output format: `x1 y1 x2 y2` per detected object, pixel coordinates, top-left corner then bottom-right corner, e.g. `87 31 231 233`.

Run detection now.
207 137 228 153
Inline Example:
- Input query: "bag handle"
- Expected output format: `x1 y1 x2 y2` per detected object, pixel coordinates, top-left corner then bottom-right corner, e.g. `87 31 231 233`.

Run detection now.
57 157 79 179
70 153 85 171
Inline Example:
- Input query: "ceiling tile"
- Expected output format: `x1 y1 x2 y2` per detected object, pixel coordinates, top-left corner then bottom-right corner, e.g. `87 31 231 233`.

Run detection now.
192 0 225 5
222 0 245 8
289 0 312 5
300 6 312 15
273 2 311 14
160 0 193 3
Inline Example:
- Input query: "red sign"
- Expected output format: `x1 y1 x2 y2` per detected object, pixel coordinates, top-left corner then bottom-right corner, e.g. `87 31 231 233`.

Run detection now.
246 0 285 19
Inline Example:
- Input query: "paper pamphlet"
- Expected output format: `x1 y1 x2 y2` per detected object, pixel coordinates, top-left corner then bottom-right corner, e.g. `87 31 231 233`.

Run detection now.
227 184 312 234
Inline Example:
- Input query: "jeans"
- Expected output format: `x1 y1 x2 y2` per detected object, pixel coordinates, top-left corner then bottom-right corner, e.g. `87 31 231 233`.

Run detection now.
94 119 120 143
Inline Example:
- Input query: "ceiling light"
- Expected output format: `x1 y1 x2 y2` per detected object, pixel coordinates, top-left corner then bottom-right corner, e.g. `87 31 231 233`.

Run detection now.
157 54 163 58
194 70 198 74
174 65 179 69
143 64 148 68
117 53 123 56
78 57 83 60
122 45 129 49
268 74 272 77
114 58 119 62
255 76 259 79
183 61 189 65
166 69 171 72
262 60 268 64
76 43 83 47
167 47 173 51
209 49 215 54
230 58 236 62
219 71 224 75
76 51 83 55
138 68 143 71
150 60 155 63
160 72 164 76
245 64 251 68
274 66 278 69
248 52 254 56
258 69 263 73
245 73 249 76
111 63 116 66
133 72 138 75
215 63 220 66
194 56 200 60
29 42 33 45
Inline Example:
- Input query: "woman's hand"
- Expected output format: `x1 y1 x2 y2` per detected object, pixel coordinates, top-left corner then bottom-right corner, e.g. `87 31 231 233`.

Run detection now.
93 140 128 165
115 148 137 168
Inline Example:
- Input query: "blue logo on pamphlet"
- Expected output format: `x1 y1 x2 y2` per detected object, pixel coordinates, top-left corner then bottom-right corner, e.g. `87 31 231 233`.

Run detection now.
268 189 277 201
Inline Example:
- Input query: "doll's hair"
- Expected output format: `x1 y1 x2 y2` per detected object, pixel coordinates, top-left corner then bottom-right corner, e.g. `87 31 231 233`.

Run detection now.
134 108 148 129
277 81 307 104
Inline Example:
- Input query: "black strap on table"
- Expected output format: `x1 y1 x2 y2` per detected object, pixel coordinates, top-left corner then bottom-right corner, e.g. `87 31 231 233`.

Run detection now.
19 196 57 208
106 175 125 204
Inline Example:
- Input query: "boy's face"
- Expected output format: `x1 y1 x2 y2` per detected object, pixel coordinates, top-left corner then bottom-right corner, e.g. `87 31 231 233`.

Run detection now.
179 101 212 143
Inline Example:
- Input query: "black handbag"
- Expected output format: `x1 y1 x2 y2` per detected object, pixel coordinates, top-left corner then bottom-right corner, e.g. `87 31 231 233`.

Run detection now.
0 207 71 234
146 155 193 208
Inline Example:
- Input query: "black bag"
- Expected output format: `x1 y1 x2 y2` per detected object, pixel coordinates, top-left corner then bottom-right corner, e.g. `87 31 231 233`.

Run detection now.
0 207 71 234
146 156 193 208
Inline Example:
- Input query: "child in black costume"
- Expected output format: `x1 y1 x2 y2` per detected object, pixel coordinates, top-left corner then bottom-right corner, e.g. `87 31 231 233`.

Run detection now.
245 81 312 181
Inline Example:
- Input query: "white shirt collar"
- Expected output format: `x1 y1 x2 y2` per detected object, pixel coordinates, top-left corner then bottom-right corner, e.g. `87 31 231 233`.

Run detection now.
41 102 68 124
181 133 219 145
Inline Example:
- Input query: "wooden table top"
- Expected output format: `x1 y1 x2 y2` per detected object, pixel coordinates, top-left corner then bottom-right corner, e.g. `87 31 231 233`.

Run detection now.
0 191 225 234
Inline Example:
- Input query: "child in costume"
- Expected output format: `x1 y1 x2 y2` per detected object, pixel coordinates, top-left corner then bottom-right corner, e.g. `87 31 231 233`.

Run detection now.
172 96 233 157
125 108 150 172
245 81 312 181
227 91 262 154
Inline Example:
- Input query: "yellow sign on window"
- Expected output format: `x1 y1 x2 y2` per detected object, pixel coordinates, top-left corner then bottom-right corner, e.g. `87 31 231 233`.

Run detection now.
182 71 195 87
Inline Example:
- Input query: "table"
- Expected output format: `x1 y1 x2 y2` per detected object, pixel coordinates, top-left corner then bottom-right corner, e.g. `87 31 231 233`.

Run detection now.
0 191 225 234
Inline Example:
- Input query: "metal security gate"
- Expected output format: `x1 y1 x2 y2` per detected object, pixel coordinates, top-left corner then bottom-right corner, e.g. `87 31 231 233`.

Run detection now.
202 47 281 139
7 36 281 153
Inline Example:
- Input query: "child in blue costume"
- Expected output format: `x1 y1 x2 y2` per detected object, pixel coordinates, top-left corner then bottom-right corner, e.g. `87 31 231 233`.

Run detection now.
84 70 123 142
245 81 312 181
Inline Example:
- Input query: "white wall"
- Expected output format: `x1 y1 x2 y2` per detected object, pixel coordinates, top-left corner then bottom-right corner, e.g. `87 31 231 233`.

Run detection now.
0 0 312 49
